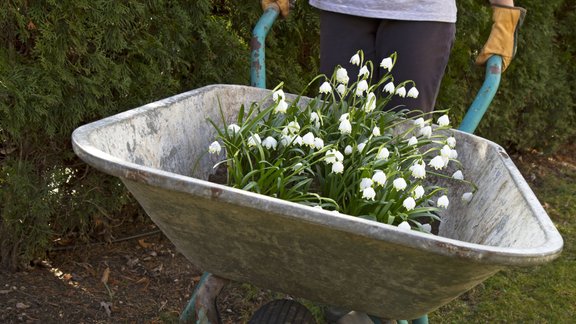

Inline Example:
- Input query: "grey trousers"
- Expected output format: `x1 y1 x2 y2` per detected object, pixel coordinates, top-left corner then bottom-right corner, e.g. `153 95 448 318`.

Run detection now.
319 10 456 113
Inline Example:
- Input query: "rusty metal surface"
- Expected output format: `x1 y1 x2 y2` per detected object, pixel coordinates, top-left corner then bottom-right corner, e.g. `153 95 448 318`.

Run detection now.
72 84 563 319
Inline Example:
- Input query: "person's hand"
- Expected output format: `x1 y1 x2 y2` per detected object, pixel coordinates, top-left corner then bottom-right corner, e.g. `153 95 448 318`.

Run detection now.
476 5 526 71
261 0 290 18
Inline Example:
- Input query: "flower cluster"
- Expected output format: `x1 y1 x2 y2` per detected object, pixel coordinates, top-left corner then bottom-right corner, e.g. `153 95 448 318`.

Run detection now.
207 51 475 233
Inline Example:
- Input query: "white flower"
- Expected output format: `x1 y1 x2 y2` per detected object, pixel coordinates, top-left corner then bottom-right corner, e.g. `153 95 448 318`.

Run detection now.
302 132 315 147
293 162 304 173
356 80 369 96
437 114 450 127
398 221 411 231
357 142 367 153
336 67 349 84
208 141 221 154
358 65 369 78
376 147 390 160
319 81 332 94
314 137 325 149
437 195 449 208
350 53 361 66
362 187 376 200
450 149 458 159
462 192 474 202
429 155 446 170
280 134 293 146
393 178 407 191
380 57 393 71
247 134 261 147
310 112 320 127
440 145 452 158
284 121 300 134
407 87 419 98
362 92 376 112
396 86 407 98
447 136 456 148
359 178 373 190
262 136 278 150
407 136 418 146
413 185 425 199
339 119 352 134
372 170 386 186
344 145 353 155
383 81 395 94
421 223 432 233
294 135 303 146
372 126 381 137
409 161 426 179
332 161 344 174
419 125 432 139
272 89 285 102
325 149 344 164
452 170 464 180
403 197 416 211
339 113 349 122
336 84 346 96
414 117 426 128
275 99 288 114
227 124 241 134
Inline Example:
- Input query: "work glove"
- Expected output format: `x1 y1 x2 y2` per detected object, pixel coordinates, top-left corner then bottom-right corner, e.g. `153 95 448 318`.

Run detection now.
261 0 290 18
475 5 526 72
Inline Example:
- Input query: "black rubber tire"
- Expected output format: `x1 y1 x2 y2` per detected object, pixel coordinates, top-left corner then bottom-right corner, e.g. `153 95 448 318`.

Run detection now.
248 299 317 324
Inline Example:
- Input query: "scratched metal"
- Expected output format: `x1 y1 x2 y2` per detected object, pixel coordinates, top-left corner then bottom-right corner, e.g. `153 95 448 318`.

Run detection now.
72 85 563 319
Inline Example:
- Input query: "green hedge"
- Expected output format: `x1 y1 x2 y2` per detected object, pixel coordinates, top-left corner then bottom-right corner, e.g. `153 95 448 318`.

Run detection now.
0 0 574 269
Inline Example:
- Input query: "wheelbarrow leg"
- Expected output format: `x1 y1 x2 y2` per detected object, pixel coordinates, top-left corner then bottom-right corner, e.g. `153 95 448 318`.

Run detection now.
180 272 229 324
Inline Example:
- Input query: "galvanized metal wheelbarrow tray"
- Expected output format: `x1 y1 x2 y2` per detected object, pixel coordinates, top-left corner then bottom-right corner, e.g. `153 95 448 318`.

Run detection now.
72 80 563 320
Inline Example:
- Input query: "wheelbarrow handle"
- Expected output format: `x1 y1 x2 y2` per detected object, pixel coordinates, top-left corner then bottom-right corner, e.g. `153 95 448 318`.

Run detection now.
250 5 280 88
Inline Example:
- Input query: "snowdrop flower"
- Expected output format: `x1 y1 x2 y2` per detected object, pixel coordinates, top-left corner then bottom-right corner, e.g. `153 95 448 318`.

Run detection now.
409 161 426 179
421 223 432 233
357 141 367 153
350 53 361 66
383 81 395 94
440 145 452 158
380 57 393 71
339 119 352 134
462 192 474 202
358 65 370 78
294 135 303 146
344 145 353 155
359 178 373 191
407 87 419 98
403 197 416 211
284 121 300 134
310 112 320 128
376 147 390 160
336 67 349 84
407 136 418 146
272 89 285 102
450 149 458 159
372 126 381 137
280 134 293 146
437 114 450 127
356 80 369 96
393 178 407 191
314 137 324 149
274 99 288 114
413 185 425 199
452 170 464 180
395 86 406 98
398 221 411 231
339 113 349 122
447 136 456 148
372 170 387 186
362 92 376 112
293 162 304 173
336 84 346 96
362 187 376 200
227 124 240 134
332 161 344 174
325 149 344 164
413 117 426 128
429 155 446 170
419 125 432 139
208 141 221 154
247 134 261 147
302 132 315 147
437 195 449 208
262 136 278 150
319 81 332 94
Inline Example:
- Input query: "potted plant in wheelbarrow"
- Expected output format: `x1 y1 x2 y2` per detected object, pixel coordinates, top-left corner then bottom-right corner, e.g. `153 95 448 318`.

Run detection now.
72 51 563 322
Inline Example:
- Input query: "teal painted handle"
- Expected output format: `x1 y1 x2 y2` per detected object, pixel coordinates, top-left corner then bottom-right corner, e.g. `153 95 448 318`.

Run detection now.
250 6 280 89
458 55 503 134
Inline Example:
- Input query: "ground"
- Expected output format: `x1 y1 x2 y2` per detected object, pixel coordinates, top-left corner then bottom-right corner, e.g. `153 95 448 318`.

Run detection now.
0 146 574 323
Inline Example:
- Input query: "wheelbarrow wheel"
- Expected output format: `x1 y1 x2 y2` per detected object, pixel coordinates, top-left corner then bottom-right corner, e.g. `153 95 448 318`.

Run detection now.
248 299 316 324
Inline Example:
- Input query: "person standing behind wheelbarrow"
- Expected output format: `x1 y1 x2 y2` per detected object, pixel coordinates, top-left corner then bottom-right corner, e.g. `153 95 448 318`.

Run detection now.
262 0 526 113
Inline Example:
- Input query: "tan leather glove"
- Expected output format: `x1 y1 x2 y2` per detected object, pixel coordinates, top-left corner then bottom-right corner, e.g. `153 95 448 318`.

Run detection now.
476 5 527 71
261 0 290 18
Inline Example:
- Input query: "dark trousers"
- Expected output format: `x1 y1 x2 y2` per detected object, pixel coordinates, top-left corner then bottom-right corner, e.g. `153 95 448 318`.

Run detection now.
319 10 456 113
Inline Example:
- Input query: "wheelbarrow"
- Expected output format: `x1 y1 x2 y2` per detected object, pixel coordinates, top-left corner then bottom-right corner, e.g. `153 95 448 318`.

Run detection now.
71 5 563 324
